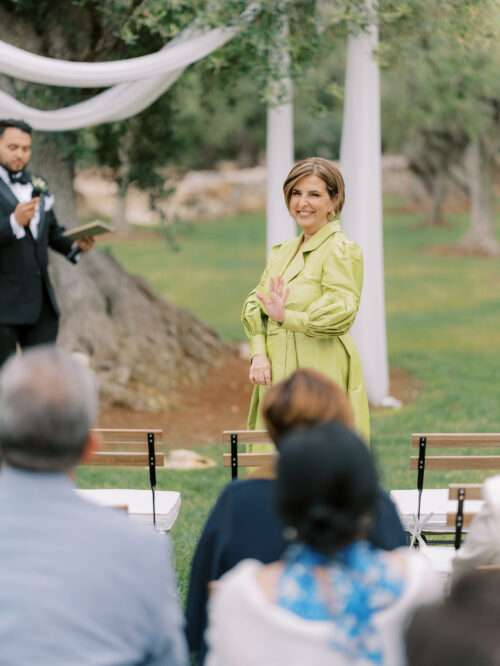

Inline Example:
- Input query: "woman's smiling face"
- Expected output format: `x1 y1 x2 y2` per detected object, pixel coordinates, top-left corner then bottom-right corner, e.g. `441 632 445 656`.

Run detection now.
288 174 335 237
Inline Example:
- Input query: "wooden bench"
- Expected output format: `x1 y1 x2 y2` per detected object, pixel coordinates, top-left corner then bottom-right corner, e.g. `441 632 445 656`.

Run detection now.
391 433 500 543
82 428 164 526
410 433 500 520
222 430 275 479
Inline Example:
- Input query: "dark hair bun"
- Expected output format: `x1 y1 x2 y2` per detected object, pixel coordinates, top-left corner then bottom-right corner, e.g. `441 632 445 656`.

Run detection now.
299 503 364 554
276 421 378 555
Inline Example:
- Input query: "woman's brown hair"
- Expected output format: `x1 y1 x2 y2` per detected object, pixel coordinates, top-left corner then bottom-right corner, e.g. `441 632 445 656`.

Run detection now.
261 368 354 446
283 157 346 216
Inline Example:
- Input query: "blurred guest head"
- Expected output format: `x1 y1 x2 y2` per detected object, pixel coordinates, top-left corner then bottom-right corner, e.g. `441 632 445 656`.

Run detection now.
276 421 378 555
262 368 354 446
0 346 98 472
406 570 500 666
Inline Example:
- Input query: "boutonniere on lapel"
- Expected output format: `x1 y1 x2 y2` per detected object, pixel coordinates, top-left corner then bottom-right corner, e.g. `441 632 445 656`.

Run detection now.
31 175 50 198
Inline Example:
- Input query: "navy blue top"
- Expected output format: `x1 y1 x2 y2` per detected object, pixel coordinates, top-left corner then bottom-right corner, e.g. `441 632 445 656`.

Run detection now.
185 479 407 664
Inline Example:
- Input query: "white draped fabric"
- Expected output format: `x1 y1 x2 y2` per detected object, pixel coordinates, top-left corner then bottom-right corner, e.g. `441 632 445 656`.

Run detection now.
340 16 390 406
266 100 295 252
0 28 236 87
265 11 295 253
0 6 259 130
0 68 185 130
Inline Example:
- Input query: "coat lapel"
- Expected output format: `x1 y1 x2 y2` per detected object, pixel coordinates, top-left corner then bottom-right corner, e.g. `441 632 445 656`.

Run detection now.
281 221 341 283
0 172 46 243
279 236 304 282
0 178 19 210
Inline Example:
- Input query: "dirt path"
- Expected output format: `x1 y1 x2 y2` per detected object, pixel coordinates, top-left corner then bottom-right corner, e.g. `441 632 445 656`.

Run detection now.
98 355 252 448
98 355 419 449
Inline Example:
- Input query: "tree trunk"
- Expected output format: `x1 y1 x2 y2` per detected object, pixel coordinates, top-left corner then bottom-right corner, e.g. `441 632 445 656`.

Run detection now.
113 176 129 231
458 137 500 256
112 128 133 231
407 159 448 227
427 171 448 227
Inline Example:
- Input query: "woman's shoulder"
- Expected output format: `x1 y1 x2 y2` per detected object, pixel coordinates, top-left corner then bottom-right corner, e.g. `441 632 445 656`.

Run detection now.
325 228 363 260
382 548 444 603
218 478 275 506
212 559 266 607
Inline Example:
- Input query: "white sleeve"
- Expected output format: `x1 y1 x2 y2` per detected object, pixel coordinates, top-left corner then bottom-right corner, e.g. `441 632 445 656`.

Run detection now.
9 212 25 239
44 193 54 211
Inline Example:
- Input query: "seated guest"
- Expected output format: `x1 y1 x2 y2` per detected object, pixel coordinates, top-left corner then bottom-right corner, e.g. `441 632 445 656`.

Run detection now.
0 347 187 666
406 570 500 666
185 370 407 664
205 422 440 666
452 474 500 580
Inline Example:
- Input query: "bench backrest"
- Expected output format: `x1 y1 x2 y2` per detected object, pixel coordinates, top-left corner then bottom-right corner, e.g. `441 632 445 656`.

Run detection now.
222 430 275 479
410 433 500 519
82 428 164 527
87 428 164 468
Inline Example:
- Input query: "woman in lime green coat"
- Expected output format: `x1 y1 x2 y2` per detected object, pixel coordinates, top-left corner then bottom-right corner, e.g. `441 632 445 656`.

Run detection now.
241 157 370 442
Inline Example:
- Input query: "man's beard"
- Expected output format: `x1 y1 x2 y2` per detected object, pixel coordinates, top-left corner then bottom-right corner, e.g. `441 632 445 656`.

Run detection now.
1 161 26 174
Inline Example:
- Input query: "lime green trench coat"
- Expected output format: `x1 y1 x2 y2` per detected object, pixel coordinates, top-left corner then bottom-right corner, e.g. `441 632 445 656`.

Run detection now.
241 220 370 442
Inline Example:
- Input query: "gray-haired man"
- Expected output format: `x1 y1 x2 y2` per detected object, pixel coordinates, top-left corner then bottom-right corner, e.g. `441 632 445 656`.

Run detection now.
0 346 187 666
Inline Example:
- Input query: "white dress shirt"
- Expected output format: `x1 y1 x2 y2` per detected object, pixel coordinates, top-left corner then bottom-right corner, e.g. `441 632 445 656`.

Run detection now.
0 165 54 240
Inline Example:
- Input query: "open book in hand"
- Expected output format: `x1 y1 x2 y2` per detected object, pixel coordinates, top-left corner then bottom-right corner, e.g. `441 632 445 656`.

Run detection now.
63 221 114 242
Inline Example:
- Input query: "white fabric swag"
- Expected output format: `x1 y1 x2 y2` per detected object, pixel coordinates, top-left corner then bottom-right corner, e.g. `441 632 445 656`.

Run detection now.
0 28 235 88
0 5 259 130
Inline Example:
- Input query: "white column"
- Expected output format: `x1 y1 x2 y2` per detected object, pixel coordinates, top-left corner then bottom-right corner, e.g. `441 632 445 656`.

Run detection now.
265 11 295 254
266 100 295 253
340 8 395 406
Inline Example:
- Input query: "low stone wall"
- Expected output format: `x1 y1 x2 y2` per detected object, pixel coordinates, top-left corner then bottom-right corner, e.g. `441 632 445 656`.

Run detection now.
73 155 443 226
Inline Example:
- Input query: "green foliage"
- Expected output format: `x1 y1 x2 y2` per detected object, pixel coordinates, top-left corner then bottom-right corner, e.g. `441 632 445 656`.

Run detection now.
381 0 500 150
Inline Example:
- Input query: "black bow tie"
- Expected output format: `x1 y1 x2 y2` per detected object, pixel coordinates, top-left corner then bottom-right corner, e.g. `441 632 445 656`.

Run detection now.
8 169 30 185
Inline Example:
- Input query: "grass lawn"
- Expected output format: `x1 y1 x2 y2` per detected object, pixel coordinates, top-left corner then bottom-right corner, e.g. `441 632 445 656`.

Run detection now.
85 200 500 598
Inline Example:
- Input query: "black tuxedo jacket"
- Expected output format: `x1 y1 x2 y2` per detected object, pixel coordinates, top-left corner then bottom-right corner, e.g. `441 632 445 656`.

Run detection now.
0 178 73 325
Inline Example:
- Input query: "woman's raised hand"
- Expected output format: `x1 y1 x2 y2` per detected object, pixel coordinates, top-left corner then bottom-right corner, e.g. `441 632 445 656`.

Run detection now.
249 354 272 385
257 276 289 323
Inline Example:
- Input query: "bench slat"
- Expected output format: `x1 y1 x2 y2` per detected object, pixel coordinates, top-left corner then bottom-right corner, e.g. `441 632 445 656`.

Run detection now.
411 433 500 448
448 484 483 500
222 430 272 445
95 442 157 452
92 432 163 446
446 512 475 527
223 452 276 468
410 456 500 470
88 452 164 466
93 428 163 435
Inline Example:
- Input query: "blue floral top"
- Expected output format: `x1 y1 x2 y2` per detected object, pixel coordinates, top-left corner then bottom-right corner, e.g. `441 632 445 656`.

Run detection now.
276 541 404 665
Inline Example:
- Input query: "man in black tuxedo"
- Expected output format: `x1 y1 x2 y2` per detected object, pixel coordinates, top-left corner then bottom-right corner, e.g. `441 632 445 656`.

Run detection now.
0 119 95 367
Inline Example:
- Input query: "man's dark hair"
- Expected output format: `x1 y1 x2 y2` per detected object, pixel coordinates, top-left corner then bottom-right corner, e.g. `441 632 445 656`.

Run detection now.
0 119 33 136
